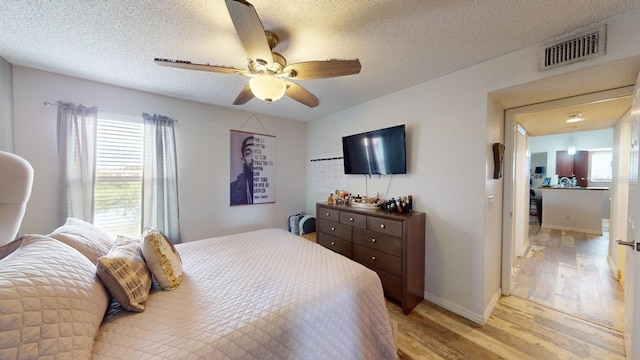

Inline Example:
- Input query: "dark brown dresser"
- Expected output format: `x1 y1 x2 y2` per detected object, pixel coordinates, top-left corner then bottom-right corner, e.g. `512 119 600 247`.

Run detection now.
316 202 425 314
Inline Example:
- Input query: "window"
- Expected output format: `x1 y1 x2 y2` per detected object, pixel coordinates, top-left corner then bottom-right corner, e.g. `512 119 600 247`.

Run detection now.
589 150 612 183
94 114 144 237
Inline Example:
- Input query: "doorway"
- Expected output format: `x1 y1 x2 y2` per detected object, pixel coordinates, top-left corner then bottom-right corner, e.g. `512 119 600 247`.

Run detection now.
511 210 624 330
501 87 634 330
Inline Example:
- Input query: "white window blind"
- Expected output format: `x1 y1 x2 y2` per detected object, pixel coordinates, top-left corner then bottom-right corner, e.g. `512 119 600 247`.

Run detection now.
94 115 144 238
590 150 612 183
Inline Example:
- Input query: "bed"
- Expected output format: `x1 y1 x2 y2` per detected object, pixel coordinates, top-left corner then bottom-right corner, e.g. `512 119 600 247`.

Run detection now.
1 227 397 359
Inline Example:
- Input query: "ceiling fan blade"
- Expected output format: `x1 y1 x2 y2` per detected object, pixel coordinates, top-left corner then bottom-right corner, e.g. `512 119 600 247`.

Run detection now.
154 58 248 75
233 85 255 105
285 82 319 108
225 0 273 66
283 59 361 80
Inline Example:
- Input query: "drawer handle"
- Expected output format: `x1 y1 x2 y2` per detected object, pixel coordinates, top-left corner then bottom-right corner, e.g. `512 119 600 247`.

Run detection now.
349 217 354 222
371 238 377 243
380 224 386 229
331 241 335 246
326 212 330 217
331 227 335 231
371 256 376 261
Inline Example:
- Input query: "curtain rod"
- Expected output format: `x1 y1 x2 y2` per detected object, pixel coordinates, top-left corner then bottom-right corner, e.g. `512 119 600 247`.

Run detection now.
43 102 179 122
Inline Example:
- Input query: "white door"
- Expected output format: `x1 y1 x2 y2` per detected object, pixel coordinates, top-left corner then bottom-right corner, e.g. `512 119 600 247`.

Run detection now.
624 73 640 360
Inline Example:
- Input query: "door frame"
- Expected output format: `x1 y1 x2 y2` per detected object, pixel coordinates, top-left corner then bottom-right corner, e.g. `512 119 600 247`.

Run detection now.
624 77 640 360
501 86 635 295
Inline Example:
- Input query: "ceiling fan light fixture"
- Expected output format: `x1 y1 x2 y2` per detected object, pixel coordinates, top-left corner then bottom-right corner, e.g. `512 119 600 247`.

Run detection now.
249 74 286 103
156 1 361 108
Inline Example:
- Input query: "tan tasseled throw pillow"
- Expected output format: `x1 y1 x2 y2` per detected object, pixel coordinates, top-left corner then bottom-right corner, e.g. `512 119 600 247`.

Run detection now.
97 235 152 312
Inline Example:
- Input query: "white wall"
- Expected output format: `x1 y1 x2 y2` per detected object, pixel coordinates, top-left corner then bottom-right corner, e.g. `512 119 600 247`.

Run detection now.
307 72 488 319
306 8 640 322
0 56 12 152
12 67 307 242
483 94 504 316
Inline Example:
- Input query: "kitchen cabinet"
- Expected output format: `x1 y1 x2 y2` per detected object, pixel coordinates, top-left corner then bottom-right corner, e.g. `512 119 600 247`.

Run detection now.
556 150 589 187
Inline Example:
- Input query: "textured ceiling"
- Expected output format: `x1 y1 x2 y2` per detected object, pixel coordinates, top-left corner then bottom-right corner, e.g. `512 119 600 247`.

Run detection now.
2 1 640 121
517 96 633 137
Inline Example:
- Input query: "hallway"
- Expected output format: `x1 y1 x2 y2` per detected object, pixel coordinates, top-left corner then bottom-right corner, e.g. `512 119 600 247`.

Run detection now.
511 218 624 331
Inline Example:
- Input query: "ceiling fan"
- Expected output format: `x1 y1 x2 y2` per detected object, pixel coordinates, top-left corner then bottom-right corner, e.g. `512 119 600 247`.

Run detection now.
154 0 361 108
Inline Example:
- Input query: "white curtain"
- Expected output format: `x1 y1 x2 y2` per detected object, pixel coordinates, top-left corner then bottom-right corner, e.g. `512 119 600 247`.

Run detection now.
142 113 180 243
56 101 98 223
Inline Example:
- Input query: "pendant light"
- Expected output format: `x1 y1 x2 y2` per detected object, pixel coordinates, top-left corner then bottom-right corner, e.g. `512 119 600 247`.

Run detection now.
567 125 577 155
568 136 576 155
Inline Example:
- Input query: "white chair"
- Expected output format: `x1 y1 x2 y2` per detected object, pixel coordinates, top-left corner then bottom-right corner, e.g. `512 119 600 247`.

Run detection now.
0 151 34 245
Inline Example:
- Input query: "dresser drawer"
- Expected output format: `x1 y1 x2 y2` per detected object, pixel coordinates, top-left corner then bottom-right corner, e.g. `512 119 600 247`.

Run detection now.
353 228 402 257
340 211 366 229
318 207 340 223
318 233 352 258
366 216 403 237
369 267 402 301
353 244 401 277
318 221 352 241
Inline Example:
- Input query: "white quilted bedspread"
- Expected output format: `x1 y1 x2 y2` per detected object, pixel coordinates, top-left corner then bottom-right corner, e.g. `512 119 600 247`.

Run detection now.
92 228 396 360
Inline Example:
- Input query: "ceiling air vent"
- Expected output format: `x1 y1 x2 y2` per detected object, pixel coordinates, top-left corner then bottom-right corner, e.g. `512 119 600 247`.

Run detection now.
539 25 606 71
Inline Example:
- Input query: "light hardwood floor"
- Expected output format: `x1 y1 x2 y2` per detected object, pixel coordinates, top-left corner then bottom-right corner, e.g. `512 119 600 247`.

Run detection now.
387 296 625 359
511 219 624 331
306 231 625 358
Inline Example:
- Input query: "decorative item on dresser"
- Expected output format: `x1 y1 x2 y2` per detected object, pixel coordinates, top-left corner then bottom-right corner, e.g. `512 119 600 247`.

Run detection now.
316 202 425 314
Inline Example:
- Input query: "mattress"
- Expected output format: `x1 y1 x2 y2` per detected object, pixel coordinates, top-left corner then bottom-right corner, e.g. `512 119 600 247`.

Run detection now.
91 228 396 359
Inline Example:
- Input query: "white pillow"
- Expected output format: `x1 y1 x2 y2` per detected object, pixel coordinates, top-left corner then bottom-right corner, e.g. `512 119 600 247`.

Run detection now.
0 234 109 359
96 235 152 312
141 228 182 290
49 217 115 264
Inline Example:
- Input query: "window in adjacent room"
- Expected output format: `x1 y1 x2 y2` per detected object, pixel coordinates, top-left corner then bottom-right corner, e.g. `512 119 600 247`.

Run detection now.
589 149 612 183
94 113 144 237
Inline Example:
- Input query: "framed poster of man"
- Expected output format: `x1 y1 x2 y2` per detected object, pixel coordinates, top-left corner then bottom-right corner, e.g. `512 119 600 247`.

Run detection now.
230 130 276 205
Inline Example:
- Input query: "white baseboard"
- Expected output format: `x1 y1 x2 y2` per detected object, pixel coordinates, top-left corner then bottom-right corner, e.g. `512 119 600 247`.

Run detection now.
518 238 530 257
542 224 602 235
423 291 485 325
607 255 623 285
483 289 501 324
607 255 618 277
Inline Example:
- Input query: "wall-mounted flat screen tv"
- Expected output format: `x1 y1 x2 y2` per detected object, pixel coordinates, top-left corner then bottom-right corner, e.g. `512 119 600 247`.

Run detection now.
342 124 406 175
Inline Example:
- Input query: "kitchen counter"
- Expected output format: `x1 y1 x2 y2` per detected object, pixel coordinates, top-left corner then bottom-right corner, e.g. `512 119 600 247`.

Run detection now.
538 186 606 235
